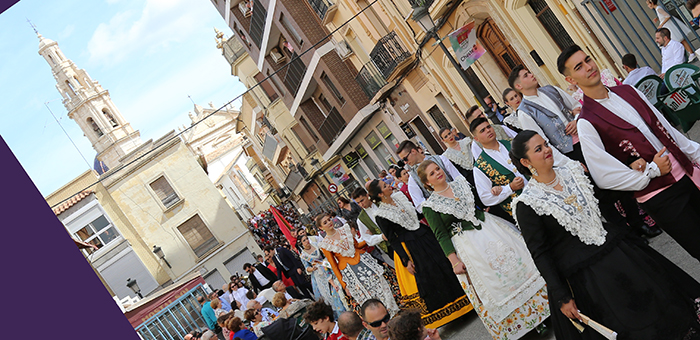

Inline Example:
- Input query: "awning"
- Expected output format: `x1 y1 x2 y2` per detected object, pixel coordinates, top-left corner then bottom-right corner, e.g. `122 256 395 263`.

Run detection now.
322 103 381 161
125 274 206 328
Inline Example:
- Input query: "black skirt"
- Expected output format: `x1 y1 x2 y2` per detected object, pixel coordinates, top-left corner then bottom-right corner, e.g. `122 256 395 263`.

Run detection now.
550 235 700 340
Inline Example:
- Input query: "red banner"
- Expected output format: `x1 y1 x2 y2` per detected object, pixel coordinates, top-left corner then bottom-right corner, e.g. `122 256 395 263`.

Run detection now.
269 206 296 249
125 275 206 328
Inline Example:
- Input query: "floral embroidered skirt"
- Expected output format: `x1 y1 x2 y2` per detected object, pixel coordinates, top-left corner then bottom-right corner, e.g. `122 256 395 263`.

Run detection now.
340 252 400 315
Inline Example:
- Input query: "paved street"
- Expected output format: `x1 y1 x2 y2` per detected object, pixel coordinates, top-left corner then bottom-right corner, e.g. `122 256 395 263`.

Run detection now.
436 231 700 340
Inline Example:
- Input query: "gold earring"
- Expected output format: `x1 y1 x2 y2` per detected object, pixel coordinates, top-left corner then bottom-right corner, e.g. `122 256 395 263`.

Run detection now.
528 165 538 177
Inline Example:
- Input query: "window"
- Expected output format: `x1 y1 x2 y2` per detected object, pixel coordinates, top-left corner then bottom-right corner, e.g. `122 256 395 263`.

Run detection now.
177 215 218 258
318 93 333 113
280 13 303 46
254 72 279 102
66 80 76 97
102 108 118 127
150 176 181 209
75 215 120 255
47 54 55 65
365 131 396 167
87 117 103 137
529 0 575 51
376 121 399 152
356 145 380 176
320 73 345 106
299 116 319 142
427 106 451 130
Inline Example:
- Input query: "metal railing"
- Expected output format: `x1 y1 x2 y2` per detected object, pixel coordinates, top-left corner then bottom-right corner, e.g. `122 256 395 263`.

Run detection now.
355 61 388 98
319 108 346 145
369 31 412 79
308 0 334 20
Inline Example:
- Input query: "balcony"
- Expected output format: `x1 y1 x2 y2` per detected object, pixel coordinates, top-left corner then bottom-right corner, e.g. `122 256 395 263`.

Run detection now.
355 61 388 99
370 31 413 80
283 52 306 96
319 108 346 145
307 0 338 25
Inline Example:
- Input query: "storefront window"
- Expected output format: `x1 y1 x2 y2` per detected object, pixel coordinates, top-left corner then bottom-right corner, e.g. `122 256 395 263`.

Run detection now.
356 145 380 177
365 131 396 168
376 121 399 152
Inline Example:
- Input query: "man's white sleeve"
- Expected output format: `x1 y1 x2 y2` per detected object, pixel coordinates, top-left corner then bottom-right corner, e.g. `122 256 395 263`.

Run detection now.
440 155 465 180
407 175 425 211
577 118 655 191
356 218 384 246
473 166 513 206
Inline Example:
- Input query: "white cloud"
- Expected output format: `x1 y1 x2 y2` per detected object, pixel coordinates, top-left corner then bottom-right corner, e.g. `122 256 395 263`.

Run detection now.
87 0 209 65
58 24 75 40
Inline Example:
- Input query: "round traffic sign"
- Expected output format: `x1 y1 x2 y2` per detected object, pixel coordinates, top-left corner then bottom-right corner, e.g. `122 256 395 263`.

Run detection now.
328 183 338 193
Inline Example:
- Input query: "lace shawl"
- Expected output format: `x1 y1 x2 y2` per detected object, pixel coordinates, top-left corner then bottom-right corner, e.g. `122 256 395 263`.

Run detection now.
442 138 474 170
373 192 420 231
318 224 358 258
512 162 607 246
421 177 484 227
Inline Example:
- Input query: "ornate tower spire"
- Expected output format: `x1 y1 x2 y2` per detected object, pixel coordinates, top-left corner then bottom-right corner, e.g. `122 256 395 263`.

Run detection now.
38 33 141 170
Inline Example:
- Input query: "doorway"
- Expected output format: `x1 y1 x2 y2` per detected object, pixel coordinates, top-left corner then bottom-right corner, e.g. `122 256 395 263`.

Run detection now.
411 117 444 155
477 18 525 77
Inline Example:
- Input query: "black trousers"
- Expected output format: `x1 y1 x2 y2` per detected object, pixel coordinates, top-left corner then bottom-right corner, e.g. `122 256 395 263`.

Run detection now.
640 176 700 261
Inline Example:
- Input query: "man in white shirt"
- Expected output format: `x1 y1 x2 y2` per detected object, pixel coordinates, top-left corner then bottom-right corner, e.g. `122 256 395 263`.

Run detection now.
559 44 700 261
657 27 686 78
351 188 394 266
465 105 517 156
621 53 657 86
396 140 464 211
508 65 583 162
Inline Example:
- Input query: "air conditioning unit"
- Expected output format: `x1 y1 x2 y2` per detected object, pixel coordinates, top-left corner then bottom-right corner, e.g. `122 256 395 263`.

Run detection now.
335 40 353 60
239 1 252 17
270 48 286 64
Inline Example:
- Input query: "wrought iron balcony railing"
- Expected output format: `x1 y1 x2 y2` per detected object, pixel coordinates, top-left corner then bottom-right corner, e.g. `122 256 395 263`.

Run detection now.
308 0 334 20
370 31 412 79
355 61 388 99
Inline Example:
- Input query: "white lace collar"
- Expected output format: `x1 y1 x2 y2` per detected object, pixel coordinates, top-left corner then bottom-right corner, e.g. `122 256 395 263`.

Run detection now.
421 177 483 227
443 138 474 170
374 192 420 231
512 163 607 246
318 224 357 257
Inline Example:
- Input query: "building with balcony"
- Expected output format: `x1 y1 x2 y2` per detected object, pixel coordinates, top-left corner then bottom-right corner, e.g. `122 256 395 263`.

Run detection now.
41 33 263 302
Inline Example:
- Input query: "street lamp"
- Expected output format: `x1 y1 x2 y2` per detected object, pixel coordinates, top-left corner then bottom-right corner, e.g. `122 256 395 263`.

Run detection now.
153 245 172 268
412 7 489 110
126 277 143 298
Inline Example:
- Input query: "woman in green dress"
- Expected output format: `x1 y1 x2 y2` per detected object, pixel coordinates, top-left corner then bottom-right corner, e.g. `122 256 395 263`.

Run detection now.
417 159 550 340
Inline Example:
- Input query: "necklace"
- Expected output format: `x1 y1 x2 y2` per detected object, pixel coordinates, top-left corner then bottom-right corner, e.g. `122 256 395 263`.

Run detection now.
543 174 559 188
434 185 450 194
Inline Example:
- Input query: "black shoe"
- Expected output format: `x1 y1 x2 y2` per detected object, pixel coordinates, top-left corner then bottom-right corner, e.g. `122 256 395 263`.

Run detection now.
638 224 662 238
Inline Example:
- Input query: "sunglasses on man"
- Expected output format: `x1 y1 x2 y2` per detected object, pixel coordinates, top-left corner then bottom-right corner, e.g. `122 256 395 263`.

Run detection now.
367 313 391 328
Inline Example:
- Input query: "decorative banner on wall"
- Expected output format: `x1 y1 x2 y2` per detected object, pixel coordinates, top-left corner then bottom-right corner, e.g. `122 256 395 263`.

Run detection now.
448 22 486 70
327 163 351 185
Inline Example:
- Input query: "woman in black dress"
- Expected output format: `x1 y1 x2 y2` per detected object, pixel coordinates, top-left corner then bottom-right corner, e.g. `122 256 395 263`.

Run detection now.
367 179 471 329
337 196 362 223
510 130 700 340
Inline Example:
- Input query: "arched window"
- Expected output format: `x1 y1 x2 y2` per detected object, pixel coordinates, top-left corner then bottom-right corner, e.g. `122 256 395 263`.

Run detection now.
47 55 55 65
102 108 118 127
87 117 103 137
73 76 81 87
65 80 76 97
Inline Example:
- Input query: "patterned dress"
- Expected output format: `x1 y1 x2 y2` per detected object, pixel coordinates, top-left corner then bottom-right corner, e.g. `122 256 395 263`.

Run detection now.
299 236 349 315
423 177 550 340
319 224 401 315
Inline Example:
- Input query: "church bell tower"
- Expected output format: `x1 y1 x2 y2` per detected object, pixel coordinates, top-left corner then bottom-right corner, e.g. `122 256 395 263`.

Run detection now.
37 32 142 170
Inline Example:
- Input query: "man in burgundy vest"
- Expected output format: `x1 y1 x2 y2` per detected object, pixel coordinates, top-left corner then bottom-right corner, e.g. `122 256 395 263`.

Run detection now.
558 45 700 261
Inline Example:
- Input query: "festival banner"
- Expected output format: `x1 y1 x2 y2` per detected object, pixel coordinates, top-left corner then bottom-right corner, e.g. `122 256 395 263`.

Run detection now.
448 22 486 70
327 163 350 185
270 206 296 248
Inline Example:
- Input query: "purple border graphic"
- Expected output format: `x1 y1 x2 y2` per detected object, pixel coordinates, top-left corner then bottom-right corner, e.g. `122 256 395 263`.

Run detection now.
0 135 140 338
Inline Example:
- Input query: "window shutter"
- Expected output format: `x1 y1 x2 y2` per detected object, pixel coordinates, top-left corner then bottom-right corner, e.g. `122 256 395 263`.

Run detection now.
178 215 218 257
150 176 180 208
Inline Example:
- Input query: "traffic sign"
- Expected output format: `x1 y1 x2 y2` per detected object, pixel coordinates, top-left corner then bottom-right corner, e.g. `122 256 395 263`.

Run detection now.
328 183 338 193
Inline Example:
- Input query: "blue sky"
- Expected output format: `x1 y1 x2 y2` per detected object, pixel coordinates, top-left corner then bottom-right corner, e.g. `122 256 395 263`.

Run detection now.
0 0 247 197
